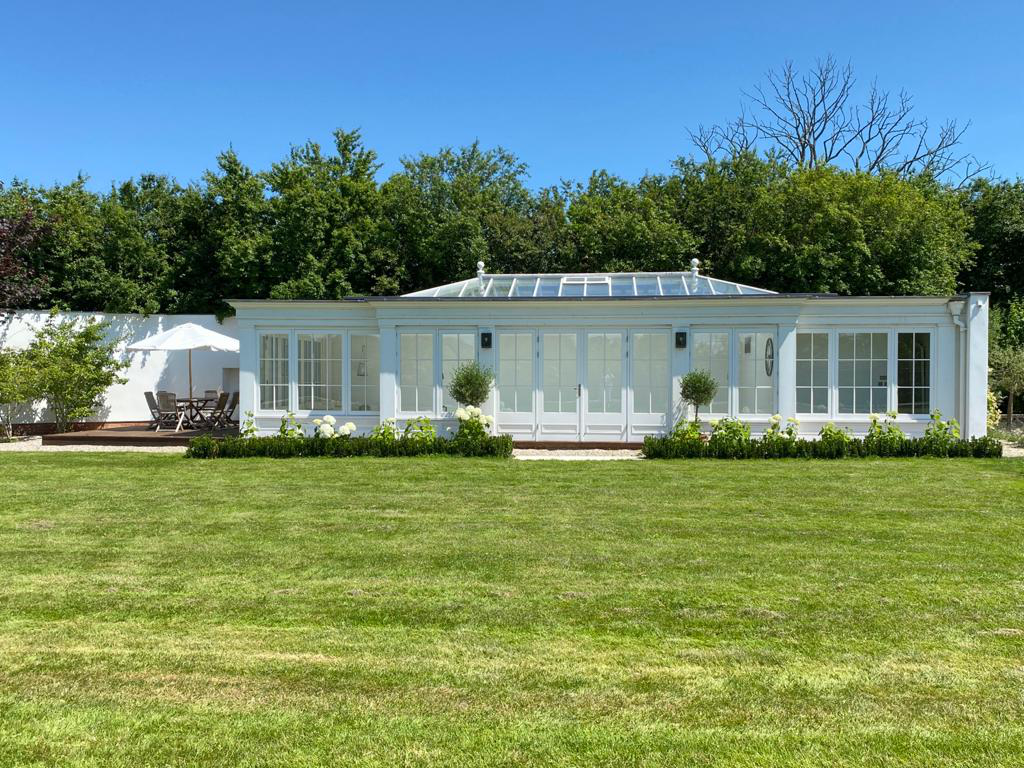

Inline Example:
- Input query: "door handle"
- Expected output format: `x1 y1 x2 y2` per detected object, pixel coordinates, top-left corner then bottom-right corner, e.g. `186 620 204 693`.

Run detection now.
577 384 581 398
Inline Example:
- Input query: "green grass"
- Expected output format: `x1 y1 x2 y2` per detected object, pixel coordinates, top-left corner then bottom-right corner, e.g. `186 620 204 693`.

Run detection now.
1 454 1023 767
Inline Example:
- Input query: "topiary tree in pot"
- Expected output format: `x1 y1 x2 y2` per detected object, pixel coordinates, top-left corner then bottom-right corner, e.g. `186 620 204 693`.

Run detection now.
447 361 494 408
680 369 718 425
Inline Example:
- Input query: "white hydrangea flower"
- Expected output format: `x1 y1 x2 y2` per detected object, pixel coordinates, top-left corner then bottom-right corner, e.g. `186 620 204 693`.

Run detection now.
317 423 335 438
454 407 468 421
344 422 356 434
484 415 494 427
323 414 337 426
312 418 323 426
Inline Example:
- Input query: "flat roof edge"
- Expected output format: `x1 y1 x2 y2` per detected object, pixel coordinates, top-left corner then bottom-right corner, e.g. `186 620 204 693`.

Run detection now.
229 293 973 308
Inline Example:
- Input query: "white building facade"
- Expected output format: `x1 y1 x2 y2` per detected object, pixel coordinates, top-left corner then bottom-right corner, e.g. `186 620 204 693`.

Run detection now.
231 265 990 443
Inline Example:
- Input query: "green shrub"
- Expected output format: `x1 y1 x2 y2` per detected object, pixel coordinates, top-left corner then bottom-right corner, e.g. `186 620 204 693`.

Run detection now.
448 362 494 408
707 418 752 457
760 415 800 457
24 313 128 433
863 412 906 456
817 422 854 458
920 410 961 456
185 434 219 458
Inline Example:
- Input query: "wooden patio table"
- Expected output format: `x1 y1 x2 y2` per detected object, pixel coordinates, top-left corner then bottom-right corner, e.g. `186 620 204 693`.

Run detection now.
176 396 215 430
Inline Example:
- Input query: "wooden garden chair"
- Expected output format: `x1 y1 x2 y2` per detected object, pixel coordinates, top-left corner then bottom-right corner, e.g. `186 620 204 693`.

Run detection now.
154 391 186 432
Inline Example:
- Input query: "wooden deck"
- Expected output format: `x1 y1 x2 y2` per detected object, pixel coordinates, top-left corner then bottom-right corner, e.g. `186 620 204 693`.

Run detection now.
42 426 238 447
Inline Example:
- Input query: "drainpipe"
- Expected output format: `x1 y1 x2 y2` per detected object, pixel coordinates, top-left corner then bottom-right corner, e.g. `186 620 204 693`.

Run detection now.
949 299 967 431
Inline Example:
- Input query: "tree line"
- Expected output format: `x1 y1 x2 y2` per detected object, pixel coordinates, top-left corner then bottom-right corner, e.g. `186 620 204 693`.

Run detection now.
3 132 1021 314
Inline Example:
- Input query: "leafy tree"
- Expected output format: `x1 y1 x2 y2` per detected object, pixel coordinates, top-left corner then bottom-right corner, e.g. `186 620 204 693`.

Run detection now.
667 152 787 285
668 155 972 295
681 369 718 424
263 129 391 299
25 314 128 432
189 151 273 317
562 171 699 272
380 142 535 292
0 207 49 310
0 347 37 439
960 178 1024 306
991 344 1024 426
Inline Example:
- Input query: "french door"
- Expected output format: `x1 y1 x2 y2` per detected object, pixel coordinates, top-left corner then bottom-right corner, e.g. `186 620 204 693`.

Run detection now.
583 331 626 441
539 331 581 439
536 330 627 441
497 328 667 442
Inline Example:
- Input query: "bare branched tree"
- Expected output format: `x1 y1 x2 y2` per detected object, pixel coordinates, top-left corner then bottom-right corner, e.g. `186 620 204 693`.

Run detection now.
690 56 988 186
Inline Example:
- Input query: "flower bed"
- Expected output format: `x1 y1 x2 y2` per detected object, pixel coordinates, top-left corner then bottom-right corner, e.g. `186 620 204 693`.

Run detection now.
187 411 513 459
642 412 1003 460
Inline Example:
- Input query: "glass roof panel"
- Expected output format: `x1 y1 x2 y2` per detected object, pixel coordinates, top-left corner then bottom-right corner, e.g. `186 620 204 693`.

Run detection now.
512 277 537 296
434 282 467 297
611 276 634 296
634 277 660 296
487 277 514 297
659 276 684 295
585 281 610 296
710 278 738 295
537 277 561 296
561 280 584 297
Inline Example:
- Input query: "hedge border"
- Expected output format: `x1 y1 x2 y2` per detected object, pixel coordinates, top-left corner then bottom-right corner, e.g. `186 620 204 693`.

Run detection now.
641 434 1004 459
186 433 514 459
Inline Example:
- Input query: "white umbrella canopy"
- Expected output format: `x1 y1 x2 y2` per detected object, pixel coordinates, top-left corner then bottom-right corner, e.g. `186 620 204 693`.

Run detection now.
128 323 239 399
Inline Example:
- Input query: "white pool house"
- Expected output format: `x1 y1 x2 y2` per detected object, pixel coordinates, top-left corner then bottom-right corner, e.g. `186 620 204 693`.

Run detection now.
231 261 990 443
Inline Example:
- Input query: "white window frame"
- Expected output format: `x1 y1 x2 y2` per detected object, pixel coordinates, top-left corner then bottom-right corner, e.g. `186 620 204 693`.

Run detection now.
629 328 672 417
495 328 537 417
792 327 936 422
439 329 479 414
689 328 733 417
734 328 778 417
349 332 381 414
295 330 344 413
795 328 832 417
894 328 936 419
836 328 892 417
255 328 380 417
256 331 291 415
690 327 777 418
396 327 478 418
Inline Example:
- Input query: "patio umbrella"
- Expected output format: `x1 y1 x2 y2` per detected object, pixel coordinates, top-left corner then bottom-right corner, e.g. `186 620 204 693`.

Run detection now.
128 322 239 399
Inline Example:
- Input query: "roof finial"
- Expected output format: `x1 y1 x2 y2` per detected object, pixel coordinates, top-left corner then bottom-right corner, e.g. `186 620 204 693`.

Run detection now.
477 260 486 289
690 258 700 276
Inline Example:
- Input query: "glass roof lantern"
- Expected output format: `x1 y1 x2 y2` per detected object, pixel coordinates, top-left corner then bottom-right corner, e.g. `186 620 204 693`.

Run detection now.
402 259 775 298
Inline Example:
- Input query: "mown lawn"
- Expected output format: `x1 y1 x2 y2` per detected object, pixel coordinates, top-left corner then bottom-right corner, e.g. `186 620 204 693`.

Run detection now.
1 454 1023 767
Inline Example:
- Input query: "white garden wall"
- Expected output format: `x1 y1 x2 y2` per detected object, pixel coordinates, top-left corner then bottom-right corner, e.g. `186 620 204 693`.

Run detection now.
0 312 239 427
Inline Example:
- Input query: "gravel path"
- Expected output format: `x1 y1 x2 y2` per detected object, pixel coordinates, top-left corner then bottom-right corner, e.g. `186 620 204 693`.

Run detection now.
0 436 186 454
513 448 642 461
1002 441 1024 459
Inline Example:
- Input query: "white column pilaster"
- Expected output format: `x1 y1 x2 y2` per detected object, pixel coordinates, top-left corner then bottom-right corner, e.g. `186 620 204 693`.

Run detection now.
378 323 398 423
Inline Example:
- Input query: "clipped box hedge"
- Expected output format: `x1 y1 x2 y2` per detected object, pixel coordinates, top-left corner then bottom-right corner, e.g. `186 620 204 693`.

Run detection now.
641 433 1003 459
186 433 514 459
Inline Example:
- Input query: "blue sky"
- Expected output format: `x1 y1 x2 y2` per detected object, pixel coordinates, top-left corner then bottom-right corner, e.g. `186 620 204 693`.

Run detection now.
2 1 1022 191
